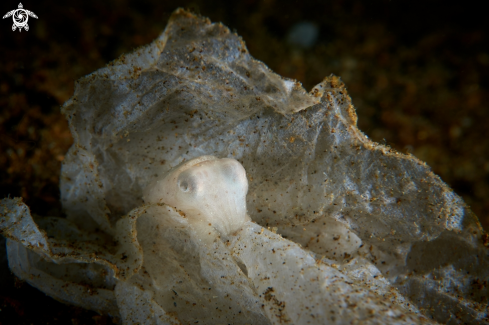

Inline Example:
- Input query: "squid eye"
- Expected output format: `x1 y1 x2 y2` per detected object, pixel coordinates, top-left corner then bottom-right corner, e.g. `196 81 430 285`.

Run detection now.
177 173 199 194
179 179 190 192
221 164 235 181
220 160 246 185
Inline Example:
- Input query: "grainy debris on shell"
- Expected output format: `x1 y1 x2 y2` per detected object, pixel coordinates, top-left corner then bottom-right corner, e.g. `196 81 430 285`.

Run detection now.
1 8 488 325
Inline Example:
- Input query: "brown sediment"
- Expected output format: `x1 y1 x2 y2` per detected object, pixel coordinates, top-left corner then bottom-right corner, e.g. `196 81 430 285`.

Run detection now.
1 1 488 324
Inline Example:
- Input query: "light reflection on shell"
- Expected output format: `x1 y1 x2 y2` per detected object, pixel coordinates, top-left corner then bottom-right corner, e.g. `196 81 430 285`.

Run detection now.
0 8 488 325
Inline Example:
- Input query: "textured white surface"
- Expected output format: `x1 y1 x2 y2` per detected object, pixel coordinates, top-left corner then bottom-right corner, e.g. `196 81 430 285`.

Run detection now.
1 8 488 325
144 156 250 238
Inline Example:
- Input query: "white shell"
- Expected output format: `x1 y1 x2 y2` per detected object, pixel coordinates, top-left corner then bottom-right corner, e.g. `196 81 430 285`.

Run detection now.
1 8 488 325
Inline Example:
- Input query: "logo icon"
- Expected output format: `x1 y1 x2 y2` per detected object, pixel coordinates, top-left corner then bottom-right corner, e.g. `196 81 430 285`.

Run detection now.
3 3 38 32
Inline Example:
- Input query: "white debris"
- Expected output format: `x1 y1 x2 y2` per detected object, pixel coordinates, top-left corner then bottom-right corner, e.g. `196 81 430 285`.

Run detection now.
1 8 488 325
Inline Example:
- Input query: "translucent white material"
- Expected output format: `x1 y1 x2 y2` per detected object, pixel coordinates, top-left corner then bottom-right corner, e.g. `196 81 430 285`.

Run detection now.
1 8 488 325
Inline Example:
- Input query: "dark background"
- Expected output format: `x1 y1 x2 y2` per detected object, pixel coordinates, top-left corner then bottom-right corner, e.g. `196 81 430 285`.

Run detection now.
1 0 488 323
